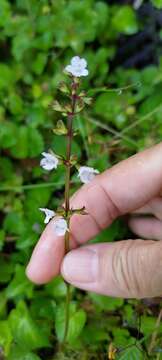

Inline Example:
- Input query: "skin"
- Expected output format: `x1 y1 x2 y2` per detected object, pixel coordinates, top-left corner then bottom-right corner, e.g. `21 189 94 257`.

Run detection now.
26 143 162 299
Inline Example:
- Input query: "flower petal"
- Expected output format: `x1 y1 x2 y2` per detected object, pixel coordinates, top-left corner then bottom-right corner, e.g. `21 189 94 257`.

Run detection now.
71 56 80 66
65 65 73 74
80 58 87 68
40 152 59 171
82 69 89 76
53 217 68 236
39 208 55 224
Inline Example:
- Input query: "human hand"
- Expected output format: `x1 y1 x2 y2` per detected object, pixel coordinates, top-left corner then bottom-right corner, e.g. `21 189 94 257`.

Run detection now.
26 143 162 299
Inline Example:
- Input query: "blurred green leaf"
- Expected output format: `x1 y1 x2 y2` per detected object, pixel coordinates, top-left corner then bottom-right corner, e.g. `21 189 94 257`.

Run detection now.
10 126 44 158
0 257 14 284
0 64 14 89
30 296 56 320
112 6 138 35
151 0 162 8
0 122 17 148
45 276 67 298
3 212 25 235
12 32 33 61
32 53 48 75
9 301 50 350
51 134 81 158
28 127 44 157
82 324 108 344
5 265 33 299
89 293 124 311
112 328 134 347
118 345 143 359
10 126 28 158
55 302 86 343
0 230 5 250
0 0 11 27
8 345 41 360
0 321 12 356
141 315 162 336
8 93 24 115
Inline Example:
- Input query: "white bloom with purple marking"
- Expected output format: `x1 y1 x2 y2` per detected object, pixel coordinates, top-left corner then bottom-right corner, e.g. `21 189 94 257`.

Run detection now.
40 152 59 171
78 166 99 184
53 217 68 236
65 56 88 77
39 208 55 224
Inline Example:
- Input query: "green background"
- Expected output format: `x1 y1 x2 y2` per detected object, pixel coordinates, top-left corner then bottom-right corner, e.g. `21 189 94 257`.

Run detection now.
0 0 162 359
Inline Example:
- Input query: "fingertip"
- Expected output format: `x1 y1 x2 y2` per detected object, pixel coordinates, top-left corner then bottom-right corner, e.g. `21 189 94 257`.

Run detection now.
26 265 46 285
26 251 57 284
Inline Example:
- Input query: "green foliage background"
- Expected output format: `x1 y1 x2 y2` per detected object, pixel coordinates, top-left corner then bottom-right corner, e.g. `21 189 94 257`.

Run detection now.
0 0 162 359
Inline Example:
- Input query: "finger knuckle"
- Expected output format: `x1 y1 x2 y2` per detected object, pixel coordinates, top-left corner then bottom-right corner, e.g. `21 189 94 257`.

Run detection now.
111 240 147 299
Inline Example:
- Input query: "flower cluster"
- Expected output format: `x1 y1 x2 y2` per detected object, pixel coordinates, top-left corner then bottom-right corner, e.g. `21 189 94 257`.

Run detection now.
40 152 99 184
39 56 99 236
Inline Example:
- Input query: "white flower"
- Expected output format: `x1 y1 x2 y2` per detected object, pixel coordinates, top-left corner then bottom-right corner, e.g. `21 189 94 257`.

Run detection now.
39 208 55 224
65 56 88 77
53 217 68 236
40 152 59 171
78 166 99 184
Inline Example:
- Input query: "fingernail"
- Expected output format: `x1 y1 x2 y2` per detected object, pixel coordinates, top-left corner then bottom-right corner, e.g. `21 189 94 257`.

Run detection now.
61 248 98 283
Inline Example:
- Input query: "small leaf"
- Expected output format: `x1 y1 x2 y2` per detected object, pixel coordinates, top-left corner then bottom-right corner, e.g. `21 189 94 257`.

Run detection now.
58 81 70 94
118 345 143 359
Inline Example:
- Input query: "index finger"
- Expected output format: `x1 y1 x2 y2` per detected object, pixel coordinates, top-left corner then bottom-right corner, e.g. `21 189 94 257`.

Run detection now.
26 143 162 284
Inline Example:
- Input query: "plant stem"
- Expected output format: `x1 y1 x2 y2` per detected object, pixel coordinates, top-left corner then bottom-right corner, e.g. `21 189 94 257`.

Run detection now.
62 79 77 345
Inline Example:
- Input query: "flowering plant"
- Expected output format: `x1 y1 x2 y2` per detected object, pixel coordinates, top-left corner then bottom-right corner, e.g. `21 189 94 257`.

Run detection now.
39 56 99 345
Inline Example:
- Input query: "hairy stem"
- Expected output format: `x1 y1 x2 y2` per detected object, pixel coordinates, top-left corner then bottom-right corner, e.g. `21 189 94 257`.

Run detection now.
62 79 77 345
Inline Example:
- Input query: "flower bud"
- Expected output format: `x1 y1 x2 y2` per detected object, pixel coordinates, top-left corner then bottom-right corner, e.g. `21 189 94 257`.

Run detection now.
79 91 86 97
53 120 68 135
70 154 78 166
58 81 70 94
126 106 136 116
52 100 64 112
75 98 85 113
83 97 93 106
64 104 72 113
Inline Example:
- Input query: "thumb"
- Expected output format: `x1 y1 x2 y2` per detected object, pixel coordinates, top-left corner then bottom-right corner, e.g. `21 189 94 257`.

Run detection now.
61 240 162 299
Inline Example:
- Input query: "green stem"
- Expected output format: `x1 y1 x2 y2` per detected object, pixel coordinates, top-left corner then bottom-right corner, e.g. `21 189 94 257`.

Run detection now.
62 79 77 345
